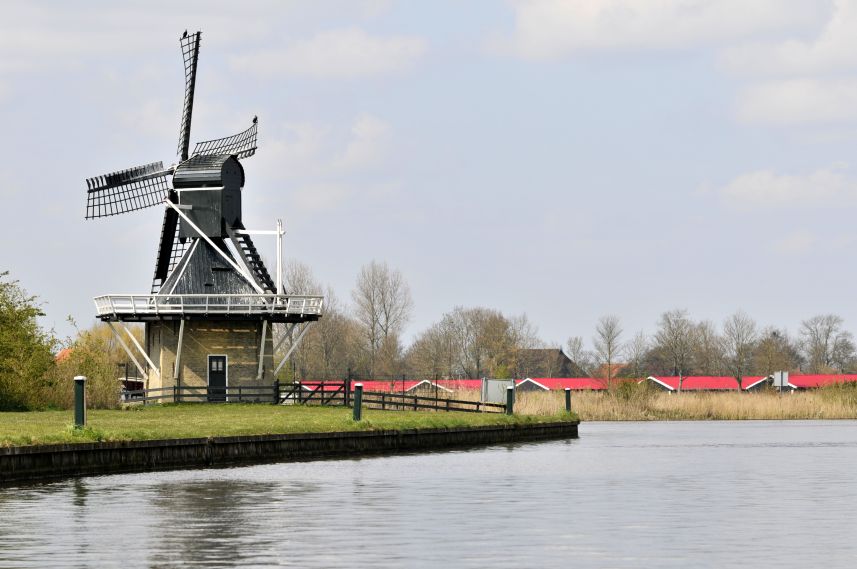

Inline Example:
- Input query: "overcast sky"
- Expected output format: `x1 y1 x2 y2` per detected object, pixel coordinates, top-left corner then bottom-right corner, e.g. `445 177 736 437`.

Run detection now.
3 0 857 348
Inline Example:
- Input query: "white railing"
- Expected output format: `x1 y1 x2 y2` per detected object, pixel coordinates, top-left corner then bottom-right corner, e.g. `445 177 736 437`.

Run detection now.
94 294 324 318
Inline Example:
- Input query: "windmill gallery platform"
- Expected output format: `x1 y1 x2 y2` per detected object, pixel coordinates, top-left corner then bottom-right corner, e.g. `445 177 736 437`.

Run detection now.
84 31 323 399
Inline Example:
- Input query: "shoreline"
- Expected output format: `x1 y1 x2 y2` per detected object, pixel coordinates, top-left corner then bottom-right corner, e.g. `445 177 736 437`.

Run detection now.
0 421 579 485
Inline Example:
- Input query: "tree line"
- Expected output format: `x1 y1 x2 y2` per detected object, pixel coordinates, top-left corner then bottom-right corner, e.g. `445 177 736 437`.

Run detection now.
3 263 855 410
281 262 856 385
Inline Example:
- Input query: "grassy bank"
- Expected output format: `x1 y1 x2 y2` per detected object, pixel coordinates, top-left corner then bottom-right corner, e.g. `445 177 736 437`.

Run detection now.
0 404 576 448
508 384 857 420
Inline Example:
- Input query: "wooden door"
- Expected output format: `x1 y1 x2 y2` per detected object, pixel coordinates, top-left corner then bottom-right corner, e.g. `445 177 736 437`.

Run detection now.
208 355 227 402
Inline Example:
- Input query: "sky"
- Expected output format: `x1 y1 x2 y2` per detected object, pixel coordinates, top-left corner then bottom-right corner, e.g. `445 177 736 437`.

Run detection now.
2 0 857 350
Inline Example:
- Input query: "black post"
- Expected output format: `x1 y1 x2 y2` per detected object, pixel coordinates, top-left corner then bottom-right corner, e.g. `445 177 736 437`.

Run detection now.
74 376 87 428
505 385 514 415
353 383 363 421
345 367 351 407
273 380 280 404
565 387 572 413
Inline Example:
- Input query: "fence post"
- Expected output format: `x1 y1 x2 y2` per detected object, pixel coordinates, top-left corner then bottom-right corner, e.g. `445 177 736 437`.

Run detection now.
353 383 363 421
345 368 351 407
565 387 572 412
273 380 280 404
506 385 514 415
74 376 87 428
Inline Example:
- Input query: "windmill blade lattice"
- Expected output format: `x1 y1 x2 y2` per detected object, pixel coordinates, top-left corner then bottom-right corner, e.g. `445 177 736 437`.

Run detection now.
178 31 201 161
85 161 173 219
193 119 258 159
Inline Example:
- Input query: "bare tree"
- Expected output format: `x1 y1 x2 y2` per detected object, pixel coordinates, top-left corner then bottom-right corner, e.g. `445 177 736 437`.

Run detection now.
832 331 856 373
624 331 649 379
752 327 800 376
352 261 413 375
406 320 454 379
693 320 725 375
283 260 320 295
722 311 757 391
295 287 361 379
276 261 323 378
565 336 596 377
654 309 695 392
593 315 623 387
799 314 854 373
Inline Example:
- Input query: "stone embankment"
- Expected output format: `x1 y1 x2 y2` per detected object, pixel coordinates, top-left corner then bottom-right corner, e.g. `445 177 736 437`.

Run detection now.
0 421 579 484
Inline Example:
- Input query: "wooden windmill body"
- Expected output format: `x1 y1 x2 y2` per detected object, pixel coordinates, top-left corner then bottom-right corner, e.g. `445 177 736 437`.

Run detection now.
85 31 322 401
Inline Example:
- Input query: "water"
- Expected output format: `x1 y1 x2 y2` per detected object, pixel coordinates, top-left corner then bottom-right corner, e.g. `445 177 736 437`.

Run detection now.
1 421 857 568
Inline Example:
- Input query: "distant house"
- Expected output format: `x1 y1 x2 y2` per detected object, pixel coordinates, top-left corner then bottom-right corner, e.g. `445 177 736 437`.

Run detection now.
405 380 453 395
787 374 857 390
518 378 608 391
592 362 628 380
644 376 765 392
642 374 857 392
515 378 550 392
55 347 73 362
515 349 587 378
743 377 770 391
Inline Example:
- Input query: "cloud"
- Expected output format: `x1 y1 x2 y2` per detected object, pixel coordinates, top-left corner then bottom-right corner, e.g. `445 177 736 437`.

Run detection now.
716 166 857 210
117 98 178 140
231 28 427 78
292 182 352 212
772 230 816 254
721 0 857 76
336 113 390 170
254 113 395 211
735 78 857 124
495 0 822 59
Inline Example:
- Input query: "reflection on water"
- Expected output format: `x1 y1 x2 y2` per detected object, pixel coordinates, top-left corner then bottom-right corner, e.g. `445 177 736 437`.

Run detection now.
2 421 857 568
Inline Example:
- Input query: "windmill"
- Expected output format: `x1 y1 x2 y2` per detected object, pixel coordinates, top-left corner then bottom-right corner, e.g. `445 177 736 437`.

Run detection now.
87 31 323 401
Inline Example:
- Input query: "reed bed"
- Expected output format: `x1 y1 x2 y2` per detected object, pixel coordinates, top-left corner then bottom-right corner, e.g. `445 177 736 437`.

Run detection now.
452 383 857 421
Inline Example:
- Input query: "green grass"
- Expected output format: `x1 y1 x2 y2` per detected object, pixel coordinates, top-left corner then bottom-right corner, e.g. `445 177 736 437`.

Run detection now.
0 404 577 448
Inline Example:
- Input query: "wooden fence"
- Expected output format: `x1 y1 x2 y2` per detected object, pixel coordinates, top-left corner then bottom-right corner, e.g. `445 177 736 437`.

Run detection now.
123 381 505 413
123 384 278 404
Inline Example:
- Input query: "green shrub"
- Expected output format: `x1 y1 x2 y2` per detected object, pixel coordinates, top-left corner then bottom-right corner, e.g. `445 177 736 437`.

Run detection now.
0 273 57 410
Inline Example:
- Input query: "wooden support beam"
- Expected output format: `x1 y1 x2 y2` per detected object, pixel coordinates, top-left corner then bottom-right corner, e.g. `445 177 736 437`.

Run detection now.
174 319 185 379
273 322 312 377
120 323 160 380
272 323 295 355
106 322 148 386
257 320 268 380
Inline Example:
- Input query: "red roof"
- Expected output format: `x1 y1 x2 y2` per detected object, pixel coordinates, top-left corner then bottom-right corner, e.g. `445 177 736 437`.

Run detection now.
298 378 610 391
646 376 765 391
297 374 857 393
788 374 857 388
522 378 608 390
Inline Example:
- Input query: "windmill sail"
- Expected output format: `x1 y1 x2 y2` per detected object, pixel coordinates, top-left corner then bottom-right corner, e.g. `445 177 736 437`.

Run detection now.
178 31 201 161
192 119 258 159
85 161 173 219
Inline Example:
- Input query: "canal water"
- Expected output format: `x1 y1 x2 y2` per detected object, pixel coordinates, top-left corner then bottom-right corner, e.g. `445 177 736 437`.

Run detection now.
1 421 856 568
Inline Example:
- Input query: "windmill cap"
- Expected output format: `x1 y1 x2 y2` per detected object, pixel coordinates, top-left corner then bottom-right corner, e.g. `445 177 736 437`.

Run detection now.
173 154 244 189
